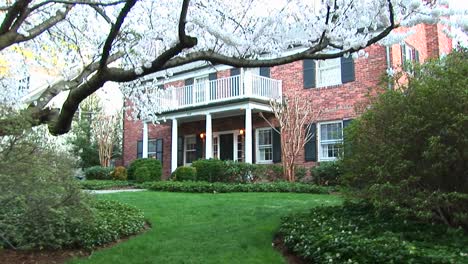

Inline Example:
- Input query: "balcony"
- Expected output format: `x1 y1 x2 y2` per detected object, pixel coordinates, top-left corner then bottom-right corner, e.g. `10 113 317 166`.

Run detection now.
153 73 282 113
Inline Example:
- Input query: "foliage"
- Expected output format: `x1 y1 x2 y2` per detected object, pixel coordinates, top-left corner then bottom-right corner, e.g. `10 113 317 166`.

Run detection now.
342 49 468 229
111 166 128 181
73 199 146 249
224 161 256 183
135 166 152 183
294 166 307 182
84 166 112 180
127 158 162 181
171 166 197 181
251 164 284 182
78 180 135 190
192 159 227 182
278 201 468 264
310 161 343 186
148 181 330 194
66 95 102 169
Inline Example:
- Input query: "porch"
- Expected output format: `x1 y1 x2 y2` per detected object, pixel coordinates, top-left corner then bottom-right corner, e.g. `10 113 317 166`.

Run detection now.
141 101 281 172
152 70 282 113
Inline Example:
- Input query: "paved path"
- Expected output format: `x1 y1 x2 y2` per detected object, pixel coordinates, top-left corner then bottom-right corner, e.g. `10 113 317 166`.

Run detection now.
86 189 147 194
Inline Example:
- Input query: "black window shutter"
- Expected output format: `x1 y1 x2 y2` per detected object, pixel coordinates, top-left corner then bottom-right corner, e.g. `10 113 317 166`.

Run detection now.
196 136 203 160
252 130 256 164
177 136 184 166
343 119 353 157
401 44 407 71
209 72 217 100
156 139 163 163
304 123 317 162
137 140 143 159
259 67 270 78
230 68 240 76
341 56 355 84
185 78 194 85
303 59 316 89
272 127 281 163
415 50 420 63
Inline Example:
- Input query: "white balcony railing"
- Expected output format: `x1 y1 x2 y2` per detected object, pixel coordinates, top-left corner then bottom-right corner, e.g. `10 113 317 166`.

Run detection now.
153 73 282 113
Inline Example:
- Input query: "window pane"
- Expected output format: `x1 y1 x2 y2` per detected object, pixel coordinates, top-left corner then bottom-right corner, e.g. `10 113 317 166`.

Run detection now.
318 58 341 86
321 123 342 141
258 129 272 145
156 139 163 152
186 151 197 164
148 140 157 153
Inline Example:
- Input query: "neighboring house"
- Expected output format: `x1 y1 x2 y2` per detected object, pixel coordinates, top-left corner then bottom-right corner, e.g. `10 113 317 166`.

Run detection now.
123 24 452 178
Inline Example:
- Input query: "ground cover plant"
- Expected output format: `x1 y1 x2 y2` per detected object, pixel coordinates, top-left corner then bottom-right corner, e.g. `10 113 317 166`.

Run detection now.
68 191 341 264
148 181 331 194
278 201 468 263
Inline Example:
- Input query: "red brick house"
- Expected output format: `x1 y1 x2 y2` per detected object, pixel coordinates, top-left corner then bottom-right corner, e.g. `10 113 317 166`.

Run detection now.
123 24 452 179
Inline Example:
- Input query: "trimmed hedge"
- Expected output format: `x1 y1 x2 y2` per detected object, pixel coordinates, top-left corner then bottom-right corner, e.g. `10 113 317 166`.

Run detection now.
84 166 112 180
278 201 468 263
78 180 135 190
148 181 330 194
192 159 226 182
128 158 162 182
111 166 128 181
172 166 197 181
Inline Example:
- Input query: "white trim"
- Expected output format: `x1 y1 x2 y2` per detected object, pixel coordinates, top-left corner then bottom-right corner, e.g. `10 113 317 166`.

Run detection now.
171 119 178 172
156 101 272 122
213 130 240 161
317 120 343 162
255 127 274 164
316 58 342 88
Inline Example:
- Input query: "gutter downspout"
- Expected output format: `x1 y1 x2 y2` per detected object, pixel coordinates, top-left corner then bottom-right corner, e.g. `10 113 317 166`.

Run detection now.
385 46 393 90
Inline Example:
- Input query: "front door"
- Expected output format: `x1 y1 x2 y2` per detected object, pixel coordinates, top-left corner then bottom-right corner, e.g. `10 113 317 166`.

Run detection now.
219 133 234 160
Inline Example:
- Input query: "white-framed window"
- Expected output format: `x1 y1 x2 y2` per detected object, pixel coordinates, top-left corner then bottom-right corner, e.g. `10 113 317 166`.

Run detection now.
184 135 197 165
148 139 163 162
237 134 244 162
318 121 343 161
213 136 219 159
317 58 341 87
256 128 273 163
401 43 419 71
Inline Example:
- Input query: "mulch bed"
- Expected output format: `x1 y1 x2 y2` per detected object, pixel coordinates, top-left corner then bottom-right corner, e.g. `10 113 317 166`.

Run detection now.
273 235 308 264
0 222 151 264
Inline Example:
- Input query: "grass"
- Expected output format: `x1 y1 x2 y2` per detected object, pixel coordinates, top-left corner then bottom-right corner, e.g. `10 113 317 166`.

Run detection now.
68 191 341 264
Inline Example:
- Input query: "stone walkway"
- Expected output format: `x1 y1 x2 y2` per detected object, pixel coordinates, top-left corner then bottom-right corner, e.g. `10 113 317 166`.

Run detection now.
86 189 147 194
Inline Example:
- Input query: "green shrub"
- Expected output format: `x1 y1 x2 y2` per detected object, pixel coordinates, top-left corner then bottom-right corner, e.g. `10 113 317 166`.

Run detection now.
310 161 342 186
224 161 256 183
135 166 152 183
110 166 127 181
148 181 330 194
192 159 227 182
342 49 468 229
78 180 134 190
278 201 468 264
252 164 284 181
74 199 145 249
294 166 307 182
172 166 197 181
128 158 162 181
84 166 112 180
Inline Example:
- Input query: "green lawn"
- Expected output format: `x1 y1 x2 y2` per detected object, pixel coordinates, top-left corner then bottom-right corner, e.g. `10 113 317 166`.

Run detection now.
69 191 341 264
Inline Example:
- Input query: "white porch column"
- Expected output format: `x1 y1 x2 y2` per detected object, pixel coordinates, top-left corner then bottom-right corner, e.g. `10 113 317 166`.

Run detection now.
205 113 213 159
142 122 148 158
245 107 253 164
171 119 178 172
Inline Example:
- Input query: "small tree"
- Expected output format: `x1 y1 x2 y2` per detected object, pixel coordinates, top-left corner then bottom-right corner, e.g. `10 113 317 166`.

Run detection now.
261 94 320 182
92 112 121 167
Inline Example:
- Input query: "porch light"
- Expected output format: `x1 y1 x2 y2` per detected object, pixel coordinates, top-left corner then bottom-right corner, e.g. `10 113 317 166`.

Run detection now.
200 133 205 139
239 129 244 135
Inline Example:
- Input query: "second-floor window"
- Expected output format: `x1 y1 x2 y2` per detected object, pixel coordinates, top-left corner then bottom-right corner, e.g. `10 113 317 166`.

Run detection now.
303 57 354 89
401 43 420 71
317 58 341 87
